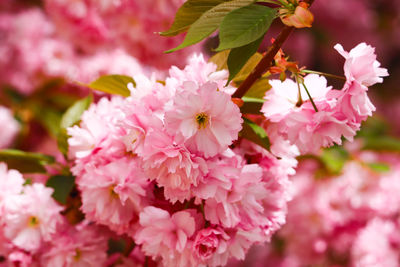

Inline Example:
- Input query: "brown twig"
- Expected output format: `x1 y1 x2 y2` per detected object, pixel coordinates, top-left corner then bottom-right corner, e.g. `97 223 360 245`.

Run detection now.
231 0 315 98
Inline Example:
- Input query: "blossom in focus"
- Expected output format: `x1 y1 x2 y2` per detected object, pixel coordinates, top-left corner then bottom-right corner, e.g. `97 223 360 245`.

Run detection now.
262 43 387 154
193 227 230 262
165 82 243 158
135 207 198 266
65 53 293 266
140 130 208 203
78 158 149 235
262 74 355 154
335 42 389 86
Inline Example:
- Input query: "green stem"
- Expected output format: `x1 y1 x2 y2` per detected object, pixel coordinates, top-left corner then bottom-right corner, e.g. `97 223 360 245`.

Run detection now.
301 82 319 112
295 75 303 107
302 70 346 80
257 0 281 4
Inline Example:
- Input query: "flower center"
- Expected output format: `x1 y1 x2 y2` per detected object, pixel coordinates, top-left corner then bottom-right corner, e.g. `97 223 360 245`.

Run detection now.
73 249 82 261
109 185 118 198
28 216 39 227
195 112 209 129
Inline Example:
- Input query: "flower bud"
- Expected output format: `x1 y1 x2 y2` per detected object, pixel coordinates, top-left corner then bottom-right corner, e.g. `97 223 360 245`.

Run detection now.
280 2 314 28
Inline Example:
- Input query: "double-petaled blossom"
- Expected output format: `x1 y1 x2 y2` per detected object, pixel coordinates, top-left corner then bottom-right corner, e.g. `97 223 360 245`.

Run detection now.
334 43 389 87
165 82 243 158
262 74 355 154
78 158 149 235
192 227 230 263
140 129 208 203
65 54 305 266
40 222 109 267
135 207 198 267
2 183 63 252
262 43 388 154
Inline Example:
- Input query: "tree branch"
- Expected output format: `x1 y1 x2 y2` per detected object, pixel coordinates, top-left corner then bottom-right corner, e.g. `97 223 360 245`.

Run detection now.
231 0 315 99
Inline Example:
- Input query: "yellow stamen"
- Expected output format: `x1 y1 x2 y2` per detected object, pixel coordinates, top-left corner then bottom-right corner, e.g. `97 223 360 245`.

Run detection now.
109 185 118 198
74 249 81 261
28 216 39 227
195 112 209 129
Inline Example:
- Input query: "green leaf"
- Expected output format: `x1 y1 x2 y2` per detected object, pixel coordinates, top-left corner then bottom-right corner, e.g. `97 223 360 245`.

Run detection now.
367 162 390 173
232 52 263 81
320 146 350 175
57 128 69 157
0 149 55 173
32 106 63 137
240 96 264 114
226 34 264 84
107 238 127 254
85 75 134 97
58 95 93 156
60 95 93 129
362 136 400 152
240 118 270 150
161 0 228 36
216 4 276 51
209 50 230 70
167 0 255 53
46 175 76 204
357 116 390 138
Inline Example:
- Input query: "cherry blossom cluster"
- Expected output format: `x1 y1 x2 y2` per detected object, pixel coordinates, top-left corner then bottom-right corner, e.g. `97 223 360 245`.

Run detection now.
0 162 110 266
262 43 388 154
67 54 297 266
233 149 400 267
0 0 197 95
44 0 198 69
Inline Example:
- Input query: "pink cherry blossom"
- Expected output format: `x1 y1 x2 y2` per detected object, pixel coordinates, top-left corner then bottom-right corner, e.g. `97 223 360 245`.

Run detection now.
193 227 230 263
135 207 197 266
165 81 242 157
140 130 208 203
0 106 19 149
0 163 24 206
262 74 356 154
40 222 108 267
352 218 400 267
78 158 149 235
2 183 63 252
262 74 333 122
44 0 200 69
0 8 77 94
167 54 232 93
334 80 376 127
68 96 128 178
334 42 389 86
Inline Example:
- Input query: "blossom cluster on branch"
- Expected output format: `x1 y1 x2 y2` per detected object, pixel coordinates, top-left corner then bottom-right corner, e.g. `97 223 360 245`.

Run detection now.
0 0 395 266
